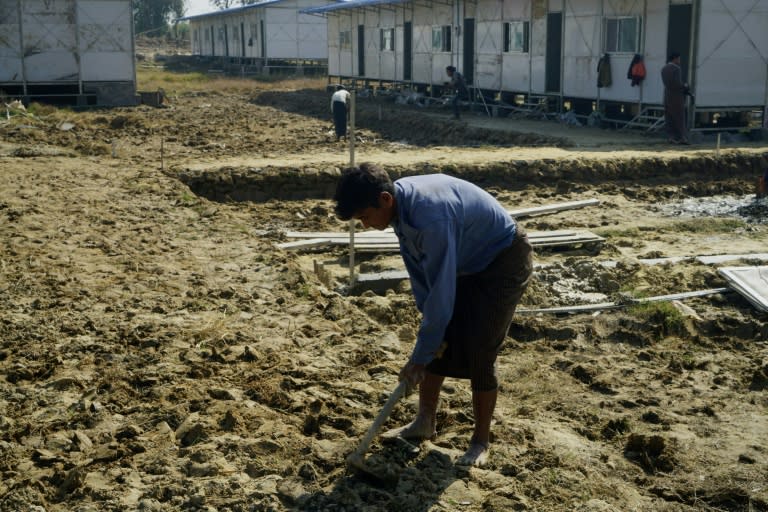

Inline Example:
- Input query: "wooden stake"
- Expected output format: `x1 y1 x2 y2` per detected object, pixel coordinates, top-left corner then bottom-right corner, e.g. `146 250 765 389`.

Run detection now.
716 132 721 157
348 90 356 286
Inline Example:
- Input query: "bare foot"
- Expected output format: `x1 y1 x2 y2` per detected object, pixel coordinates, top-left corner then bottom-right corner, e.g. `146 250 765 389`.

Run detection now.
456 441 490 467
382 415 436 441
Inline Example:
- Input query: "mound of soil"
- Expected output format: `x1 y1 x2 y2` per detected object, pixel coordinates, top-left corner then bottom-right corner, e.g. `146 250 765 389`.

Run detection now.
1 72 766 512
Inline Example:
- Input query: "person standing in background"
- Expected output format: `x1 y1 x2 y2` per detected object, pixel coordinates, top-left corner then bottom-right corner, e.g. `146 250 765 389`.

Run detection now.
661 52 690 145
445 66 468 120
330 85 351 141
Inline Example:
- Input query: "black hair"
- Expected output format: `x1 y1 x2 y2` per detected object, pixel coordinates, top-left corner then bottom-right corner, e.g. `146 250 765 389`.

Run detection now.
333 163 394 220
446 66 456 72
668 52 681 63
336 84 346 91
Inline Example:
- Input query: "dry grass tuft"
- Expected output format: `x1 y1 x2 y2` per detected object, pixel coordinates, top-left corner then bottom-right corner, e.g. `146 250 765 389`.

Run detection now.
136 67 326 96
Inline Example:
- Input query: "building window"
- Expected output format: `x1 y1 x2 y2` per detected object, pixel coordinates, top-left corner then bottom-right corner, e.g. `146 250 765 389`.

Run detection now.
339 30 351 49
432 25 452 52
503 21 529 53
604 17 640 53
380 28 394 51
205 29 210 41
218 27 225 42
233 26 239 39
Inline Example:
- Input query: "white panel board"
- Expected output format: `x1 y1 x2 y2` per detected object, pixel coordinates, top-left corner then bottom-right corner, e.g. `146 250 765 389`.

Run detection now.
529 15 546 93
78 0 133 81
265 7 298 59
475 19 502 90
22 0 78 81
297 17 327 59
718 266 768 312
0 1 22 82
593 54 641 102
502 53 531 91
640 0 668 105
695 0 768 107
562 0 599 99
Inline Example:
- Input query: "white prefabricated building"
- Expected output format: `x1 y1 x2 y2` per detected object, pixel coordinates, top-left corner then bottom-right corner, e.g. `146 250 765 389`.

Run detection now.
179 0 341 71
306 0 768 127
0 0 136 106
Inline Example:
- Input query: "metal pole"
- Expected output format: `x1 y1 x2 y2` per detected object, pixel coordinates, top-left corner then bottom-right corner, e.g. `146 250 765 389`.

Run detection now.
17 0 27 97
348 90 356 286
349 90 356 166
559 0 565 112
528 0 533 98
639 0 647 111
764 63 768 128
689 0 701 131
74 0 83 96
597 0 604 112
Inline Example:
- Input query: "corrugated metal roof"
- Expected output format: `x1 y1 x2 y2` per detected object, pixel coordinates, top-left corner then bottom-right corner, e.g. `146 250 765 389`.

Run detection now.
301 0 410 15
178 0 346 22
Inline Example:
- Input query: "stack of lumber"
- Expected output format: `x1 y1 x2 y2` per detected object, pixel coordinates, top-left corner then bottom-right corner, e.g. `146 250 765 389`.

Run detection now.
278 229 605 253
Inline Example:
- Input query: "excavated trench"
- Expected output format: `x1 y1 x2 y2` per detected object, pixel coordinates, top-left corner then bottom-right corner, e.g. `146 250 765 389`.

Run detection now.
176 151 767 206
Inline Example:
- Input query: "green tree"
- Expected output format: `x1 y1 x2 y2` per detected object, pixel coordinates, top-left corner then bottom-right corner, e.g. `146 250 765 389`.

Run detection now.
209 0 258 9
134 0 186 35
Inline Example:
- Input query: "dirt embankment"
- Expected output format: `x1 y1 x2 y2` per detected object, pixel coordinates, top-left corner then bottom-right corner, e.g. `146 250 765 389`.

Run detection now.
0 77 767 512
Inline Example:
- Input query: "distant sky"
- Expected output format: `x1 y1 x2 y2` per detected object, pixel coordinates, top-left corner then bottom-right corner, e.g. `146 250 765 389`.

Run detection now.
186 0 216 16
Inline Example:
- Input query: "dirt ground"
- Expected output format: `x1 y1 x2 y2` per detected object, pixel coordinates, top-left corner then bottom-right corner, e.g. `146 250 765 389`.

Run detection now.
1 64 767 512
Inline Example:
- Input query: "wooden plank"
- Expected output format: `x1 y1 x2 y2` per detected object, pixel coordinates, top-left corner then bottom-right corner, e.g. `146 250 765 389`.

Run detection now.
697 253 768 265
507 199 600 218
517 302 622 314
517 288 731 315
636 253 768 266
638 288 732 303
284 229 589 241
280 232 604 252
276 238 334 250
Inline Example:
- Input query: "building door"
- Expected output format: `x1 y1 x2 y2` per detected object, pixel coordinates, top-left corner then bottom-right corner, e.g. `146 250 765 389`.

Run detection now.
463 18 474 85
358 25 365 76
260 20 266 58
241 22 246 58
403 22 412 81
667 3 693 83
545 12 562 92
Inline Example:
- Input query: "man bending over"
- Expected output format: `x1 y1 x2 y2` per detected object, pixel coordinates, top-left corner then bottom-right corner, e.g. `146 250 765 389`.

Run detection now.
334 163 533 467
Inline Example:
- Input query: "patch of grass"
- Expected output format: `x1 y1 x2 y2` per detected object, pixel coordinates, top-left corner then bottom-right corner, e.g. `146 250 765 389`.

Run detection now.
137 68 213 94
26 102 63 116
594 226 643 238
136 67 326 96
628 301 685 334
665 218 747 233
176 191 198 207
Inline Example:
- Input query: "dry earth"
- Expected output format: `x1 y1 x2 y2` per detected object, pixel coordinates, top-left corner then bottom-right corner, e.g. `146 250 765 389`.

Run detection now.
1 65 767 512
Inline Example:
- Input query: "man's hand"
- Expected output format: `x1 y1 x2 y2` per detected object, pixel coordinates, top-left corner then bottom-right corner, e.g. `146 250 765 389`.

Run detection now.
399 361 426 388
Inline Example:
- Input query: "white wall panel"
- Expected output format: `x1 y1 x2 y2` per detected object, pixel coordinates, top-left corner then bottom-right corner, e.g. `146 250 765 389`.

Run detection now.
78 0 133 81
0 1 22 82
695 0 768 106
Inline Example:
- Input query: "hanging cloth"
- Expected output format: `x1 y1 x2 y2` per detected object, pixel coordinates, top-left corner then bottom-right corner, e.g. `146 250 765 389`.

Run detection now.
597 53 612 88
627 54 646 86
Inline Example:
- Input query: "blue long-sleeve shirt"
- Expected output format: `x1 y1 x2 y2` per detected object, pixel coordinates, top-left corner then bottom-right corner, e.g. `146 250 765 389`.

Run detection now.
391 174 517 365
